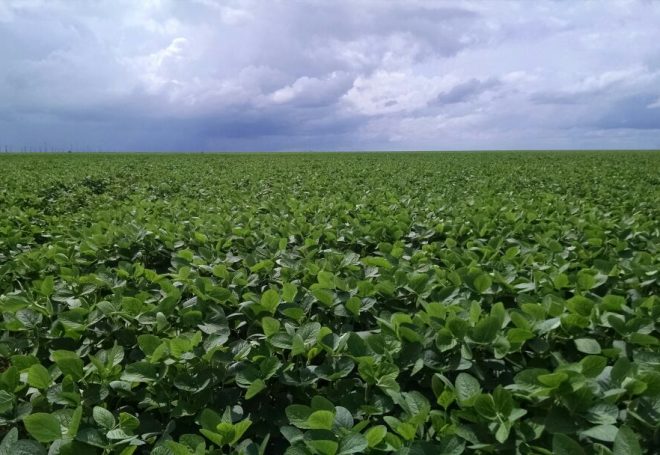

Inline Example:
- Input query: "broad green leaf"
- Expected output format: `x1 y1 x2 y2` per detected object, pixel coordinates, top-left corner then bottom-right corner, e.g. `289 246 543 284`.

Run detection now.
261 289 280 314
364 425 387 448
613 426 641 455
581 424 618 442
119 412 140 431
261 317 281 337
68 406 83 438
27 364 51 389
337 433 368 454
575 338 601 354
311 288 334 307
361 257 392 269
455 373 480 405
307 410 335 430
286 405 312 428
577 270 596 290
538 372 568 387
580 355 607 377
495 422 511 443
24 413 62 442
137 334 162 355
230 419 252 444
474 394 496 419
473 273 492 294
552 434 585 455
317 271 336 289
93 406 116 429
52 350 84 380
282 283 298 303
471 316 500 343
40 276 55 296
245 379 266 399
0 390 14 414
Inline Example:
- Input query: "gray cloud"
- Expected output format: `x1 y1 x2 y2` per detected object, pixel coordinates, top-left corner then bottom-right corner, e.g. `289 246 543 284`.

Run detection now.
595 94 660 130
0 0 659 151
435 78 501 104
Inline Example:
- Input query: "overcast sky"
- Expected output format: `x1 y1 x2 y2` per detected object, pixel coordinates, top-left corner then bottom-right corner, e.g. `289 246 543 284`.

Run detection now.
1 0 659 151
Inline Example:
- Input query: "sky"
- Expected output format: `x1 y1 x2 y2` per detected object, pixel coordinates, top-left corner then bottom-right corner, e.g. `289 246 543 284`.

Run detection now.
1 0 660 152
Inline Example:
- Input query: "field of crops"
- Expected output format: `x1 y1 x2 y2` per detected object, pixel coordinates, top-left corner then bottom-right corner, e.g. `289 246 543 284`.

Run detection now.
0 151 658 455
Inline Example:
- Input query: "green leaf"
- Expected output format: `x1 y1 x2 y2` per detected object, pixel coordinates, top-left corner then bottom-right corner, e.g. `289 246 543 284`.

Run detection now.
387 419 416 441
581 424 618 442
345 296 360 316
361 257 392 269
317 271 336 289
337 433 368 454
93 406 116 429
455 373 480 405
245 379 266 399
0 390 14 414
473 394 496 419
629 332 659 346
106 428 132 440
200 429 226 447
282 283 298 303
27 364 51 389
553 273 570 289
40 276 55 296
68 406 83 438
52 350 84 380
473 273 492 294
137 334 162 355
286 405 312 428
311 288 334 307
306 438 338 455
538 372 568 388
580 355 607 377
575 338 601 354
470 315 500 344
261 317 280 337
121 362 157 382
576 270 596 290
260 289 280 314
364 425 387 448
307 410 335 430
0 427 18 453
552 434 585 455
311 396 335 412
199 409 223 431
119 412 140 431
566 296 594 316
250 259 274 273
161 441 195 455
495 422 511 443
24 413 62 442
230 419 252 444
613 426 642 455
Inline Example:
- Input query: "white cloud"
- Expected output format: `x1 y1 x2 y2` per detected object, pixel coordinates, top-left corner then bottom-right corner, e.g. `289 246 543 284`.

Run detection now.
270 72 351 106
131 37 189 94
343 71 459 115
571 67 655 94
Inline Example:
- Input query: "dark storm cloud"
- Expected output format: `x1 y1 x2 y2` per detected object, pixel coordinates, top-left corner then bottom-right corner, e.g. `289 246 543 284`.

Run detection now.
0 0 659 151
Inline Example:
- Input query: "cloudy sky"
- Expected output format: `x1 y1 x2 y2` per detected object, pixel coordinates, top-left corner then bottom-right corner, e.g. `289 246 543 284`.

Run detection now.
1 0 659 151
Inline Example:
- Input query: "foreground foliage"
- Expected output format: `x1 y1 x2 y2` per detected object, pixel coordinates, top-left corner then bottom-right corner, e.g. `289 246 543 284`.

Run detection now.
0 151 658 454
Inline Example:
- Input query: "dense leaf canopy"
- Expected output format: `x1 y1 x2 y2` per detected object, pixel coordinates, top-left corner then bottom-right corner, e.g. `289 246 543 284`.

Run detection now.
0 151 658 454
